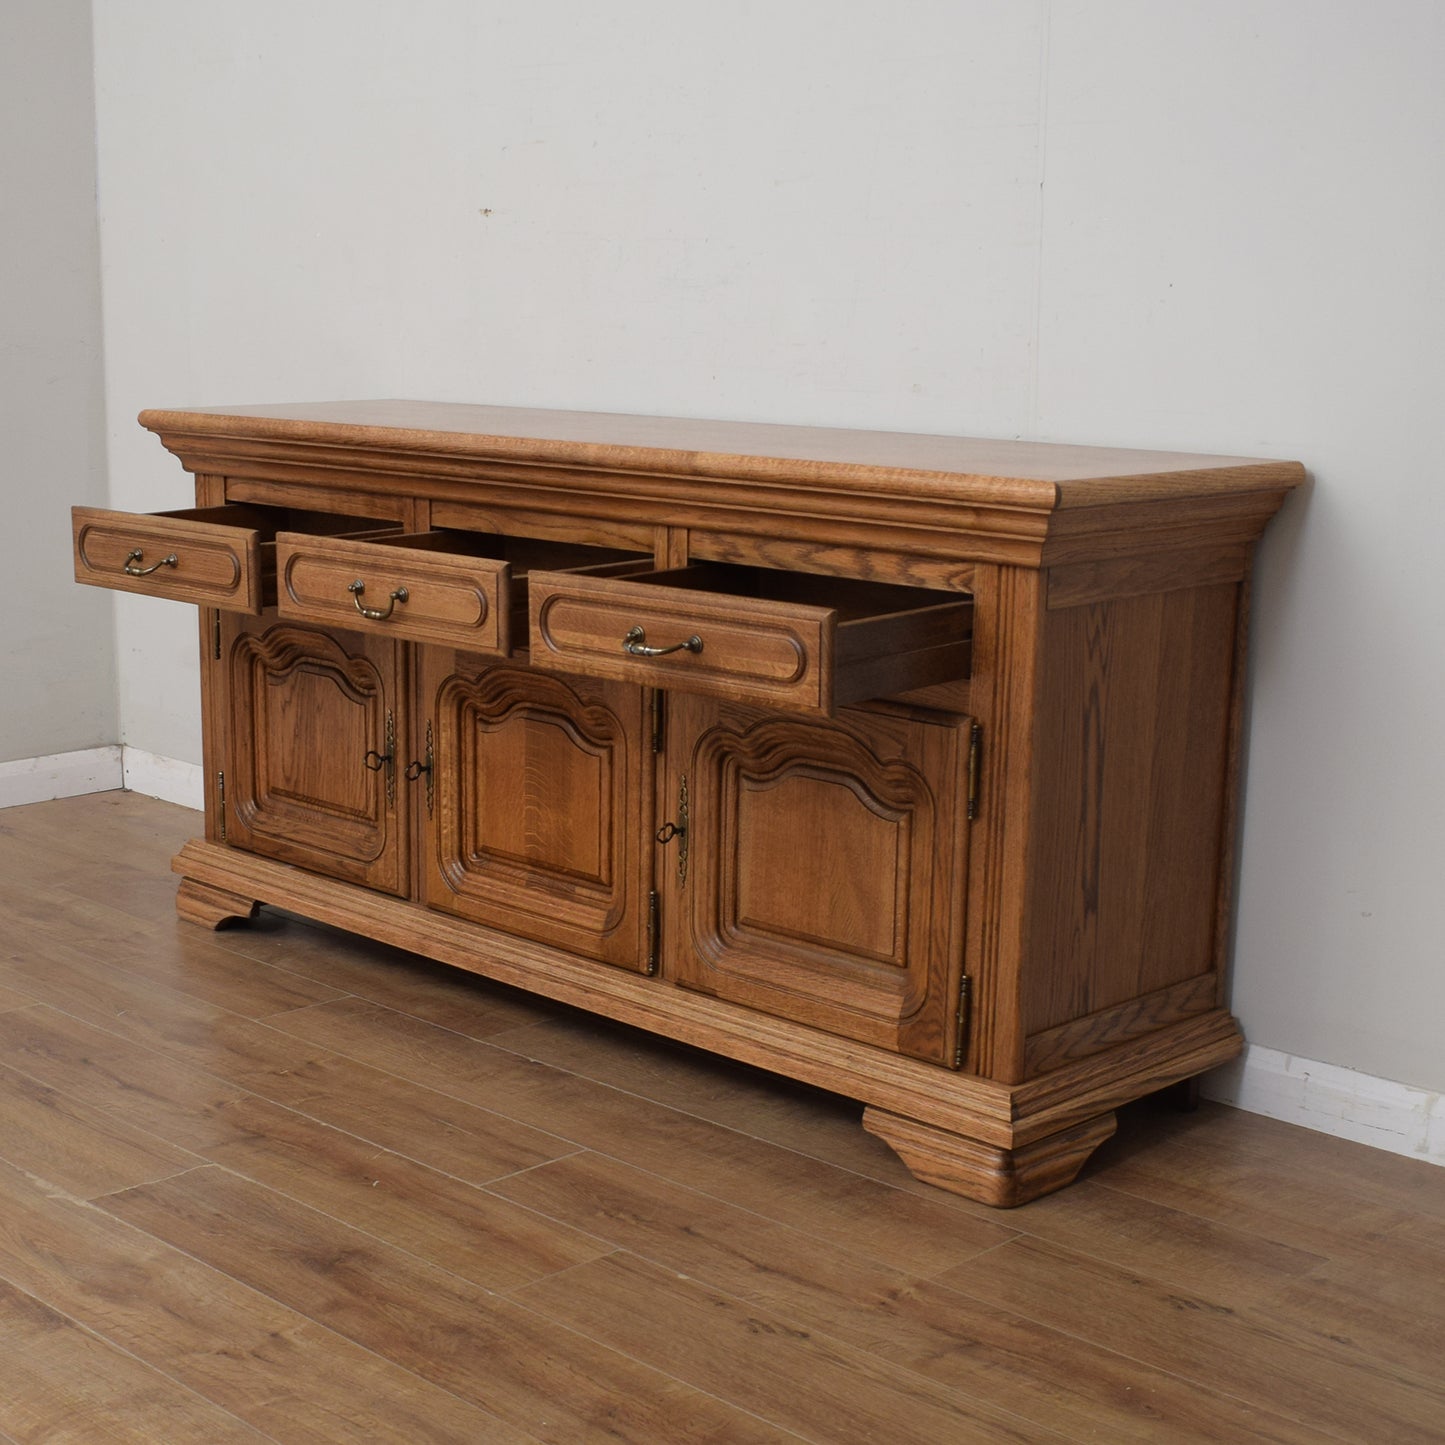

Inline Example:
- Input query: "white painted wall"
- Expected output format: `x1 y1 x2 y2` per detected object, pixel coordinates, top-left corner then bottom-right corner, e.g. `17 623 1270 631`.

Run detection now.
0 0 114 764
89 2 1445 1098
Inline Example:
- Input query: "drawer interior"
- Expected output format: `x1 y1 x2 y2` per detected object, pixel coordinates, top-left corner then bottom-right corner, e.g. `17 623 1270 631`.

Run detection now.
362 530 653 621
210 505 397 605
164 503 393 540
640 563 974 698
529 560 974 709
632 562 972 626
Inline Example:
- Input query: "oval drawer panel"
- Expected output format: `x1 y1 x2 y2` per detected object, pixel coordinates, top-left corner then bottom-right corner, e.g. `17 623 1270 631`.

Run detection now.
529 562 972 715
72 505 263 611
276 530 654 653
277 531 507 651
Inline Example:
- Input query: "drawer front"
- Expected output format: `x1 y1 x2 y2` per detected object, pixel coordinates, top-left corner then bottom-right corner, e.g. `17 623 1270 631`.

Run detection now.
529 571 833 712
276 533 510 652
72 506 262 612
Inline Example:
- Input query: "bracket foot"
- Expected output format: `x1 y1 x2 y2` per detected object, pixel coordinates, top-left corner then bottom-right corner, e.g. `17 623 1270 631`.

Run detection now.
863 1107 1118 1207
176 877 259 930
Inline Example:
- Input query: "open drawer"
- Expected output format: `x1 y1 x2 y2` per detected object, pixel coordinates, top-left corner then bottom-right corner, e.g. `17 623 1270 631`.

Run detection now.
276 530 653 653
528 562 973 714
71 504 390 613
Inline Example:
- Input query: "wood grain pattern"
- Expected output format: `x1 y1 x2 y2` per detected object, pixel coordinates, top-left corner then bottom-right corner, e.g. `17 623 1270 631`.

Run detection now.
264 995 1019 1277
2 795 1439 1443
105 1166 796 1443
530 562 970 715
72 505 262 612
0 1277 267 1444
277 529 507 651
957 563 1047 1083
0 960 575 1187
687 526 978 590
491 1150 1326 1444
208 910 560 1038
940 1236 1445 1444
665 695 970 1062
1020 584 1239 1045
171 833 1243 1158
863 1107 1117 1208
221 614 408 895
193 1095 604 1290
139 398 1304 503
0 981 38 1012
1024 971 1220 1075
174 878 258 928
1045 542 1251 608
87 400 1303 1206
0 1058 198 1199
513 1250 1070 1444
422 655 653 970
431 496 656 551
0 1153 537 1443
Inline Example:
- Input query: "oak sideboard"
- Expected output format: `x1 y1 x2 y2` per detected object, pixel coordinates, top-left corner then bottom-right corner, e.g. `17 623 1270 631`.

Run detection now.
72 401 1303 1205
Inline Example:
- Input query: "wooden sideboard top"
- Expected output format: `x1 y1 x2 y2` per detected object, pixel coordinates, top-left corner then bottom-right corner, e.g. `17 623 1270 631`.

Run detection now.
139 400 1304 513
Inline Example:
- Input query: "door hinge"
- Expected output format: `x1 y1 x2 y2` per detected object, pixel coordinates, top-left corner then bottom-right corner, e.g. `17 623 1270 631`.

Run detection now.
966 722 983 821
216 770 227 842
952 973 972 1069
650 690 665 753
646 890 660 975
211 610 221 660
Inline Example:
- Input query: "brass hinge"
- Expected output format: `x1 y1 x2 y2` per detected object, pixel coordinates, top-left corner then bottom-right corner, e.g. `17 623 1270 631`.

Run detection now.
211 610 221 660
966 722 983 821
650 690 665 753
216 770 227 841
646 890 660 975
952 973 972 1069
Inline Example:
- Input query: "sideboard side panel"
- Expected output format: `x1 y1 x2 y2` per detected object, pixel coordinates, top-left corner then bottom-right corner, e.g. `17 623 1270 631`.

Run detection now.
1019 580 1241 1073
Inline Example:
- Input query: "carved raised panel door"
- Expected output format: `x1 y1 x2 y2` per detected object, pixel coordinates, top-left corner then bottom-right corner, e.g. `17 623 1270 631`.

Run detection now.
419 651 653 970
662 694 972 1065
219 614 408 895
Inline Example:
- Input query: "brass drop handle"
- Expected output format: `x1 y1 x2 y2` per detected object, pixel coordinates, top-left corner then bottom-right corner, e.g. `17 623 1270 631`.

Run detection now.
349 579 408 621
123 548 178 577
623 625 703 658
362 749 393 772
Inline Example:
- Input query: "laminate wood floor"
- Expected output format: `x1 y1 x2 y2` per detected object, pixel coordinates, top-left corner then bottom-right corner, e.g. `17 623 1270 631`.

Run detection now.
0 791 1440 1443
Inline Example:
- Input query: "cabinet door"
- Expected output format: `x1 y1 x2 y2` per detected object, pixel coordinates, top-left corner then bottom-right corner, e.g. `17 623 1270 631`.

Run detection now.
219 614 408 895
420 652 652 970
663 695 971 1064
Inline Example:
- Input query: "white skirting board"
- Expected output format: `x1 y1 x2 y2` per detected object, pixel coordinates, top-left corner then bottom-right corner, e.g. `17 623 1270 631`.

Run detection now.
1204 1046 1444 1168
0 745 123 807
0 746 1440 1169
0 744 202 811
120 747 205 810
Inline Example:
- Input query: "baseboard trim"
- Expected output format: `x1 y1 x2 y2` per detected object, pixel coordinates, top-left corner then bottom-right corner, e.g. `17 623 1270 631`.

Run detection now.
1204 1044 1444 1167
0 745 204 812
0 746 123 808
121 747 204 810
